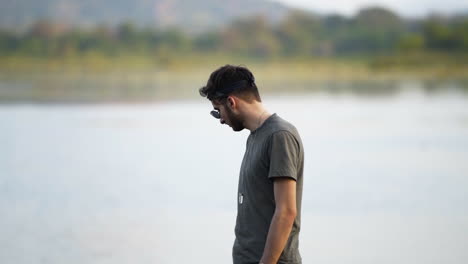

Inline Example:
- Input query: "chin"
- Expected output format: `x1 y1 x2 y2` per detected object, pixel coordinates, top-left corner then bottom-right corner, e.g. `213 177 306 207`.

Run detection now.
231 124 244 132
226 116 244 132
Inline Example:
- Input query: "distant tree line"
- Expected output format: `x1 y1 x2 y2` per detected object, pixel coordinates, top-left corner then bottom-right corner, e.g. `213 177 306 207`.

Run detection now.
0 7 467 58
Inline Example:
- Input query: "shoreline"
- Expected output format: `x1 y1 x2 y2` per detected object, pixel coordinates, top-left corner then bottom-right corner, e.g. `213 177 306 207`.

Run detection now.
1 53 468 80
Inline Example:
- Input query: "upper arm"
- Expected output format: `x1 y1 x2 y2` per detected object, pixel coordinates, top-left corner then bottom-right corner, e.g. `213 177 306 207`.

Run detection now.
268 130 300 214
268 131 300 181
273 178 297 216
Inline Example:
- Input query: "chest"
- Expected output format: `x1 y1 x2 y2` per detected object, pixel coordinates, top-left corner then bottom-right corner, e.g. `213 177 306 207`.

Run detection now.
238 135 271 190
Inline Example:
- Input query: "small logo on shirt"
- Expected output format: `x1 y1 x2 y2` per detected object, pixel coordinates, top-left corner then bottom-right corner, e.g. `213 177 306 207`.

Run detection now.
238 193 244 204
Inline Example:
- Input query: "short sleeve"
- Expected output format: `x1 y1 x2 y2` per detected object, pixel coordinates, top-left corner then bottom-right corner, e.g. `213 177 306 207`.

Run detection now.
268 130 300 181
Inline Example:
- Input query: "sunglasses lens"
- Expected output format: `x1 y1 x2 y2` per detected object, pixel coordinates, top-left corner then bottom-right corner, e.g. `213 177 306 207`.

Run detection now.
210 110 220 119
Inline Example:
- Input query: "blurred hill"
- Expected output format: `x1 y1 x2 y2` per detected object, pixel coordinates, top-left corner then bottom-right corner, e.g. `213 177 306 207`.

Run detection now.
0 0 290 31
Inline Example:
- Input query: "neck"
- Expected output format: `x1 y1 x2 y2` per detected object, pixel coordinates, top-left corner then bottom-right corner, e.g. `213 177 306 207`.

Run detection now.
242 103 271 132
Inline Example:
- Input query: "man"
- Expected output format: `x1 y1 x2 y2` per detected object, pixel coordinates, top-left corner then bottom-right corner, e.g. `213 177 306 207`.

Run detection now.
199 65 304 264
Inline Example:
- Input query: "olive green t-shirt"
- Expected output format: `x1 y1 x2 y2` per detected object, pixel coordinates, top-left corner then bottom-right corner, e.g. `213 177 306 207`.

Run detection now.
233 114 304 264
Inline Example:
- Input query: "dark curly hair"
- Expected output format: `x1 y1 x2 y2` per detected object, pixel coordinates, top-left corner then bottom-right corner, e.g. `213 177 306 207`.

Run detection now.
199 65 261 102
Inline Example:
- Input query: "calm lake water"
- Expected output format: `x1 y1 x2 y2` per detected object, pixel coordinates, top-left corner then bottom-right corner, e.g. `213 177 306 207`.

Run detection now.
1 84 468 264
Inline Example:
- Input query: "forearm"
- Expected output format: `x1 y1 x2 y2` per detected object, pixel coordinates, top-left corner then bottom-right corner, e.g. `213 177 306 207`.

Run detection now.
260 210 296 264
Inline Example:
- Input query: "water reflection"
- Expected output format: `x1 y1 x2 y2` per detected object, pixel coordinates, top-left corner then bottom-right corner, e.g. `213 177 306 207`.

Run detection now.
1 72 468 103
1 85 467 264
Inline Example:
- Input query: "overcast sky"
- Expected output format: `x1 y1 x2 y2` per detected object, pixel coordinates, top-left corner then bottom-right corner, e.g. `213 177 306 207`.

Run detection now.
274 0 468 17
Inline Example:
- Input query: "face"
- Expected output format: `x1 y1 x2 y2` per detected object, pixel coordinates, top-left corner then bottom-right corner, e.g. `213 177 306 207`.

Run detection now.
211 99 245 132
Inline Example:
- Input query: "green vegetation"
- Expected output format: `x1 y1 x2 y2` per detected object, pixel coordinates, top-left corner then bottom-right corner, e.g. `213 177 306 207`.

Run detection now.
2 6 468 103
2 7 468 60
1 7 468 97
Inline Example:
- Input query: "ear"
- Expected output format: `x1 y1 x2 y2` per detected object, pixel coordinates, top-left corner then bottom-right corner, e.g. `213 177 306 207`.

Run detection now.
226 96 237 110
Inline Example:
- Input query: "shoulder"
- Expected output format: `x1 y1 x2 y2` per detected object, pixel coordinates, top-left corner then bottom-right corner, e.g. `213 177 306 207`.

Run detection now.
265 114 301 142
261 115 303 154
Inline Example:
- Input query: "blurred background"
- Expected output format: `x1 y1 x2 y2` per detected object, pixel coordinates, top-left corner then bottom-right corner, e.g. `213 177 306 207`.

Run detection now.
1 0 467 263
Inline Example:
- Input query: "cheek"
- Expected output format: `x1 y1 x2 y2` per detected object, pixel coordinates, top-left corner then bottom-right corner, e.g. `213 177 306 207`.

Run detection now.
222 108 231 121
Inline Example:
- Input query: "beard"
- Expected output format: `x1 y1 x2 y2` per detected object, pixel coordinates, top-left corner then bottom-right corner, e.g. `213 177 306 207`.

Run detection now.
225 106 245 132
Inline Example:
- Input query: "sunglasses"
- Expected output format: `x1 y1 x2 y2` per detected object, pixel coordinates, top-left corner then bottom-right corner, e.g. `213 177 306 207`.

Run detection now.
210 110 221 119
